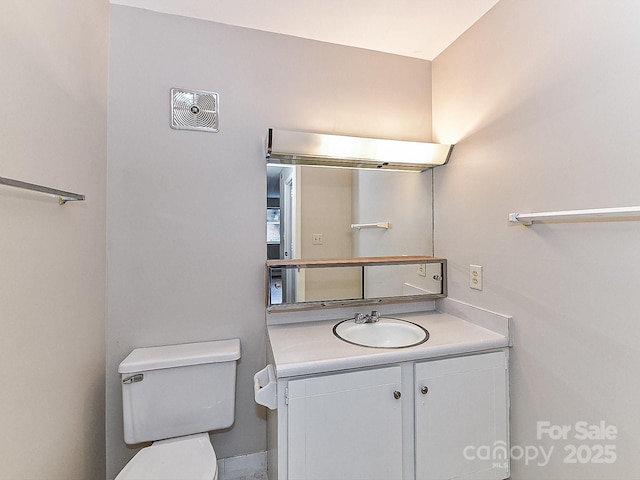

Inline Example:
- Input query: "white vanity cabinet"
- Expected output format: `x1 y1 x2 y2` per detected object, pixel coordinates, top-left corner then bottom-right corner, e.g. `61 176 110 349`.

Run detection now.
415 351 509 480
272 350 509 480
286 366 403 480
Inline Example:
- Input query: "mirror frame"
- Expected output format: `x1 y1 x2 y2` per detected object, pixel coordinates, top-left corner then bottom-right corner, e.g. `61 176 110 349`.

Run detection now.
266 256 447 312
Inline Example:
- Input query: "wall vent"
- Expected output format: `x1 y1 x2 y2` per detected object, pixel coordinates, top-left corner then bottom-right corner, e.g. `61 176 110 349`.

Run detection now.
170 88 219 132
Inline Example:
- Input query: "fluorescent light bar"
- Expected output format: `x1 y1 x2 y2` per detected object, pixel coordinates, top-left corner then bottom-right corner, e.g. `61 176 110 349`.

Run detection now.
266 129 454 172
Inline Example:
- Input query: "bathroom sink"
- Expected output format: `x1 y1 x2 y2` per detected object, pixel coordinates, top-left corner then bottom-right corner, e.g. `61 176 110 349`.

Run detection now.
333 317 429 348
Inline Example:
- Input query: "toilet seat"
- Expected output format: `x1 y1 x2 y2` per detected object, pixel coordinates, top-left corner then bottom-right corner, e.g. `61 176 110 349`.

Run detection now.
115 433 218 480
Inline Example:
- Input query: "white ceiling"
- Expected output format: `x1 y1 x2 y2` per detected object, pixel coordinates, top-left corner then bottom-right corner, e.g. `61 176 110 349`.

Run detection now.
110 0 500 60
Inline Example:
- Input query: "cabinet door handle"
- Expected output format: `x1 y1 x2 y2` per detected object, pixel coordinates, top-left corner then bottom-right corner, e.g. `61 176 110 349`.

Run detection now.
393 390 402 400
420 386 429 395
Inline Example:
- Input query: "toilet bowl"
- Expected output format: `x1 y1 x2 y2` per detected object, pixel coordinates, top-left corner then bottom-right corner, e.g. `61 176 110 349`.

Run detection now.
115 433 217 480
115 339 240 480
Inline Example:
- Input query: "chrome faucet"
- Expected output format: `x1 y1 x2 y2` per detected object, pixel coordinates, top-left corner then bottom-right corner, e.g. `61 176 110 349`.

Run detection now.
354 310 381 324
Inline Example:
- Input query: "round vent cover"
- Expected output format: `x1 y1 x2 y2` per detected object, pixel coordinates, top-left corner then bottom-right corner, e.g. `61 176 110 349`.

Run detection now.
171 88 219 132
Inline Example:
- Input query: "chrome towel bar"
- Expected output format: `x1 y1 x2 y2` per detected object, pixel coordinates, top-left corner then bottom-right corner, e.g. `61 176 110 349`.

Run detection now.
0 176 85 205
509 206 640 226
351 222 391 230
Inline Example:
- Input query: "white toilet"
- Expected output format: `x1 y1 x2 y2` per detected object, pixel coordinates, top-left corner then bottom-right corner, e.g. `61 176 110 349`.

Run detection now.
115 338 241 480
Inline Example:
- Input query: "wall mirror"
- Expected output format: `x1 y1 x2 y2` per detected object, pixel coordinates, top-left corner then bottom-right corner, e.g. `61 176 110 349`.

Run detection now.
267 164 433 261
266 164 438 310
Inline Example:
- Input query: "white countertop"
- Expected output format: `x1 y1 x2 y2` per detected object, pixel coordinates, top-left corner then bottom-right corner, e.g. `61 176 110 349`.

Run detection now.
268 308 510 378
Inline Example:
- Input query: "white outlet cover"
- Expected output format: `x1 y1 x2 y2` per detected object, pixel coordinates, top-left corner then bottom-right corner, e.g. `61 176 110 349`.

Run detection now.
470 264 483 290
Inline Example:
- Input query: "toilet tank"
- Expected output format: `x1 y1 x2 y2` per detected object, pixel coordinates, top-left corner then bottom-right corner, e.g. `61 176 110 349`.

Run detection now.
119 339 241 444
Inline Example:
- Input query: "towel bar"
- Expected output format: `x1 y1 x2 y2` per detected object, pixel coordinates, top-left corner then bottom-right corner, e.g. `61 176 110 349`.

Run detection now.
351 222 391 230
509 206 640 225
0 176 85 205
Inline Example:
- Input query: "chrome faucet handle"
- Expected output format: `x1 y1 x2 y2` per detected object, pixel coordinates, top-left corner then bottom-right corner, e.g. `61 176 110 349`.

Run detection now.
354 312 366 324
370 310 381 322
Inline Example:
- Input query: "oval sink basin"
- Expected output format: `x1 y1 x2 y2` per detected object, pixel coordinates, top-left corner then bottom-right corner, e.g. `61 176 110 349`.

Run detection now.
333 317 429 348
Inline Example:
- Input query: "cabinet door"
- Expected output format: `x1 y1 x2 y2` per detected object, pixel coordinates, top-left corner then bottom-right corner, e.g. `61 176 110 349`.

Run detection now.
415 351 509 480
287 366 403 480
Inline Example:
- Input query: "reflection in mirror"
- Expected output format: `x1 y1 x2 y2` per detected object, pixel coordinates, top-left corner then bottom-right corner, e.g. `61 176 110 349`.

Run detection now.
266 165 432 262
267 258 446 311
272 265 362 305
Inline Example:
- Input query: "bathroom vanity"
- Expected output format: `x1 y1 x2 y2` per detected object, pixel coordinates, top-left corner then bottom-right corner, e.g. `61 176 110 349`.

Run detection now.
259 300 512 480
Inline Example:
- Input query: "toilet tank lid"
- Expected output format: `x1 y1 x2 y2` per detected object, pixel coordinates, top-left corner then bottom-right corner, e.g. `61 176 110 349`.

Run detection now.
119 339 241 374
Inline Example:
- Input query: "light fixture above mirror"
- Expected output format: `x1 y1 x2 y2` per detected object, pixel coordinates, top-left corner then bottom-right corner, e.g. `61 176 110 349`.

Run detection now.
266 128 454 172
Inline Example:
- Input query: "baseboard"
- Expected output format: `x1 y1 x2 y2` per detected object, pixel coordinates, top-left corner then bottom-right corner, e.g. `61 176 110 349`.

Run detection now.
217 451 268 480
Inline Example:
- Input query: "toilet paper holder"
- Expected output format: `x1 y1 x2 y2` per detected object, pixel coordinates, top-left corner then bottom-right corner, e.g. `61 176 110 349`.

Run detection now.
254 364 277 410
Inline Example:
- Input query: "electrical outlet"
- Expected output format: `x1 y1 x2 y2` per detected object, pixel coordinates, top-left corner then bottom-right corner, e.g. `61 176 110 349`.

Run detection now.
417 264 427 277
470 265 483 290
312 233 324 245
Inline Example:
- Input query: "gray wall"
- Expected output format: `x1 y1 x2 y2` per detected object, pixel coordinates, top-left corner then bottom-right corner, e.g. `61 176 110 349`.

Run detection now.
106 6 432 477
0 0 108 478
433 0 640 478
